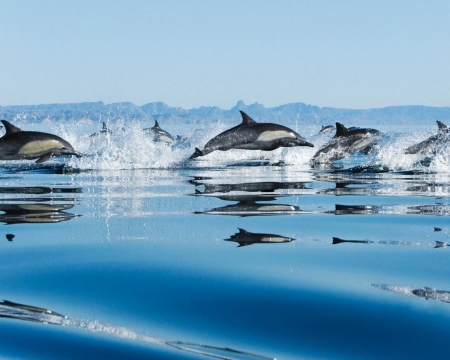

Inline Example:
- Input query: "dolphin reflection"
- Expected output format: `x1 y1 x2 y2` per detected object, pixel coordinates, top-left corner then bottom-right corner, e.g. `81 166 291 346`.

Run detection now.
190 178 308 195
0 203 78 224
196 194 302 217
225 228 295 247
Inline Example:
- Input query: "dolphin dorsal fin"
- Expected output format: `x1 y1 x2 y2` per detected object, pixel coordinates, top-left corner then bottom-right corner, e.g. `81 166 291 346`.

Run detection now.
334 122 349 137
102 122 107 130
1 120 22 134
152 120 160 129
237 228 249 234
239 111 257 126
437 120 449 133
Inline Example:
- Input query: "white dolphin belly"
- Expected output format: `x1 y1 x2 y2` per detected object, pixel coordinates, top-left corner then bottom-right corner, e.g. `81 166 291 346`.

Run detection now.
256 130 294 142
17 140 60 156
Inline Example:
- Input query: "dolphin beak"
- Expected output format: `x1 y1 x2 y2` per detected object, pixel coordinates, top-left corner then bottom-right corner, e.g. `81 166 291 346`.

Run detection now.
301 140 314 147
71 151 83 157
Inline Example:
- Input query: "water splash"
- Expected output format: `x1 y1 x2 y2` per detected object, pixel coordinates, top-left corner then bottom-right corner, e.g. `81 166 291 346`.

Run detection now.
0 120 449 173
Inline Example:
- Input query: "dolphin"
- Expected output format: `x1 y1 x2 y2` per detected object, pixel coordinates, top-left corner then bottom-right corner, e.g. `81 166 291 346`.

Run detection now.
225 228 295 247
144 120 174 143
90 122 111 137
0 120 82 163
318 125 335 134
190 110 313 159
311 122 382 164
404 120 450 155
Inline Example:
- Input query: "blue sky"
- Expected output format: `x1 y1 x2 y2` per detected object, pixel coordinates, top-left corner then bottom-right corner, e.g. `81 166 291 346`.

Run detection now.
1 0 449 109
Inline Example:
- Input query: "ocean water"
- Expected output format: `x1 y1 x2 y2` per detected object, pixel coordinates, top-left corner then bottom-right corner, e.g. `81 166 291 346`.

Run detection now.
0 120 449 359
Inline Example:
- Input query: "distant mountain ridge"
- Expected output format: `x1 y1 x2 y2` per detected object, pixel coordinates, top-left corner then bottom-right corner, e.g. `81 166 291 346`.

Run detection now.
1 100 449 126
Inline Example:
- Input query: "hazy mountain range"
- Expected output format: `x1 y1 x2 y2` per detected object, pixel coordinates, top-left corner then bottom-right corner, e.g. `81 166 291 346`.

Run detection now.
1 100 449 126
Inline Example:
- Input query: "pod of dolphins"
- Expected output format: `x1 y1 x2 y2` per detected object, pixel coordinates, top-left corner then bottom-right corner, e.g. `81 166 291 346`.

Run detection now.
0 110 448 165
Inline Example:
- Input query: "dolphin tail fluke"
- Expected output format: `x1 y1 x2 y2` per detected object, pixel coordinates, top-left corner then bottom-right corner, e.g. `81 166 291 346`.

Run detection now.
190 148 204 159
332 237 345 245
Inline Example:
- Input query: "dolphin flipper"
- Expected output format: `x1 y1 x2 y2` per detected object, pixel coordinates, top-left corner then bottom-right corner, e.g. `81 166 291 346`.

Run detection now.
35 153 53 163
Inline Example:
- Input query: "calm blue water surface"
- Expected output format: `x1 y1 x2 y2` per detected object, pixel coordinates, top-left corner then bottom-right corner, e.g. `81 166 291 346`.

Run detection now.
0 122 449 359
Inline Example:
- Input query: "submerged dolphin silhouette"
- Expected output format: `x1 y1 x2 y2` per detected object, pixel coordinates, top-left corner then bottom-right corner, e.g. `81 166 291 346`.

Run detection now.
404 120 450 155
190 110 313 159
311 122 382 164
0 120 82 163
144 120 174 143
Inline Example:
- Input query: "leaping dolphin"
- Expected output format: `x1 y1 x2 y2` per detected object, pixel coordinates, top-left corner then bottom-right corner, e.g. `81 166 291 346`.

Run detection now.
90 122 111 137
404 120 449 155
190 110 313 159
311 122 382 164
0 120 82 163
318 125 335 134
144 120 174 143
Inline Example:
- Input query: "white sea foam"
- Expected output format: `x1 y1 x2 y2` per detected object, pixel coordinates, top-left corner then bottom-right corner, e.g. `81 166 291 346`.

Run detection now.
1 119 449 173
